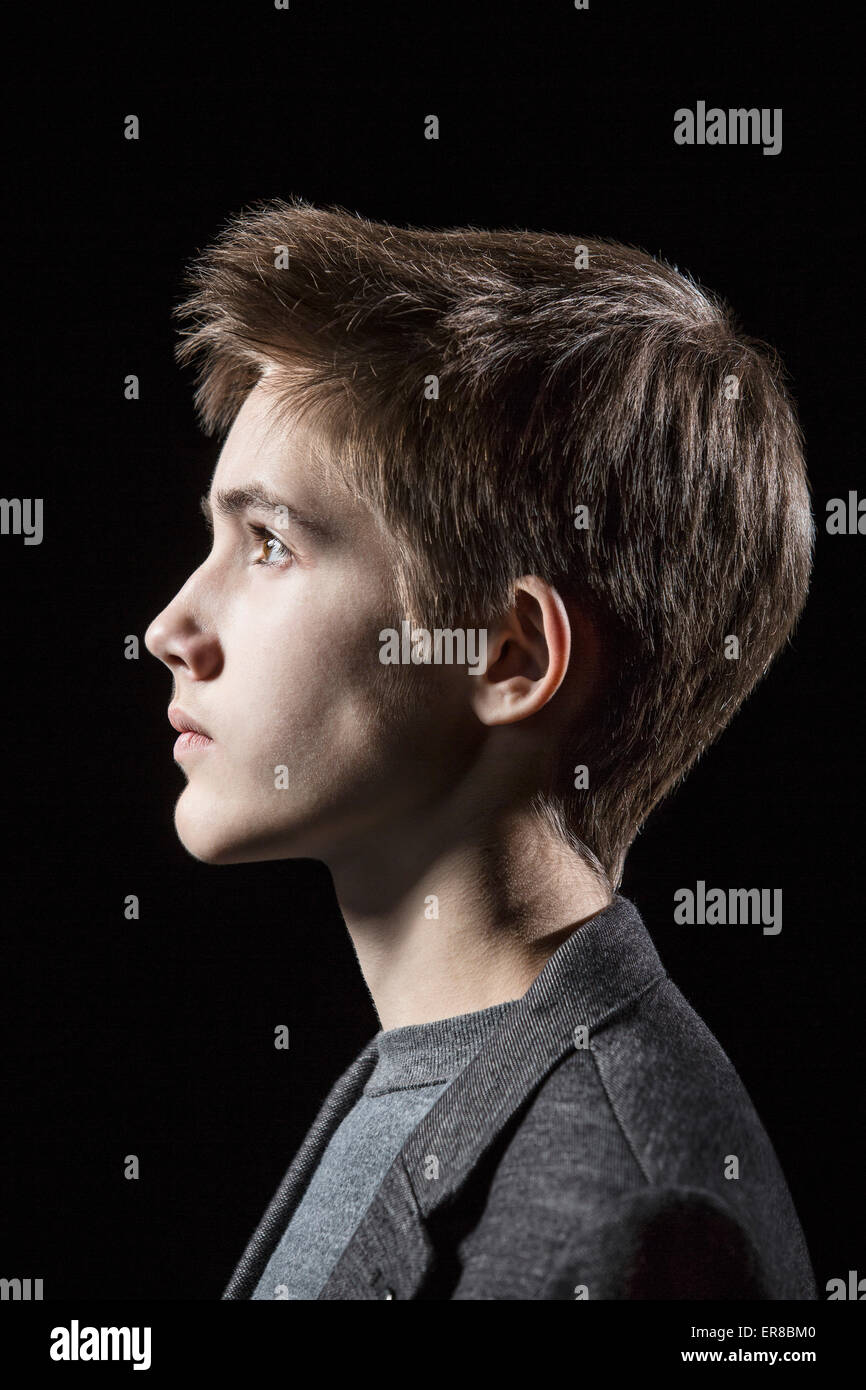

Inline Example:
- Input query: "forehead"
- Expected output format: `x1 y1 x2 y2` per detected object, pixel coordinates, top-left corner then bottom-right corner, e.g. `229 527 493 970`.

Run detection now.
210 382 377 543
214 383 339 497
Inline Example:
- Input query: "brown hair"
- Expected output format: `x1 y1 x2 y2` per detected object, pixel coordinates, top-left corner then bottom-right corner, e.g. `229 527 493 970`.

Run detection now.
173 195 814 890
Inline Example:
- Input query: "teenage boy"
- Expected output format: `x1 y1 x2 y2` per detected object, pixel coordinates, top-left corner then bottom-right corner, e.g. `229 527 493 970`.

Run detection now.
145 198 816 1299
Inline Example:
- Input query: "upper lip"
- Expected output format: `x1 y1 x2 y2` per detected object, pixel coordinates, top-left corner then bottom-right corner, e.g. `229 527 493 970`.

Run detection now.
168 705 212 738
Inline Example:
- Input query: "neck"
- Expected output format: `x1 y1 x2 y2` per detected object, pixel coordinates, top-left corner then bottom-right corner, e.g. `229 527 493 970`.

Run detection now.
329 805 613 1030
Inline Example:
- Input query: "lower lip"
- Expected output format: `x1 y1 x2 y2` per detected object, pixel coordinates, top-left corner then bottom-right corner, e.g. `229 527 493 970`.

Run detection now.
173 731 214 758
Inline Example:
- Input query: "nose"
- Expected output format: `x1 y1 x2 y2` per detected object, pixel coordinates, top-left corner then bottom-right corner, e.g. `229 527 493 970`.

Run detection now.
144 587 223 681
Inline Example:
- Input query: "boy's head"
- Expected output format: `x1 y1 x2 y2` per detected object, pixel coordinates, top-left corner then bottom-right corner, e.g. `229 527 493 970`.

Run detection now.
146 197 814 891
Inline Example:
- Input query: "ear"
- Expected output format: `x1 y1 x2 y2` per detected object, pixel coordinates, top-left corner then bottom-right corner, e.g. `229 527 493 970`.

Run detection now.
469 576 573 727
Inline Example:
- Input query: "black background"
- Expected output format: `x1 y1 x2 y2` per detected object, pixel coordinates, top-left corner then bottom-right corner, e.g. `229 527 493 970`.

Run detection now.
2 0 861 1300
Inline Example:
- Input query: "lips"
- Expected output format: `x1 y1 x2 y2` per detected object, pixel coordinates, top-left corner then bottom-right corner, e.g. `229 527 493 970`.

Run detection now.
168 705 212 739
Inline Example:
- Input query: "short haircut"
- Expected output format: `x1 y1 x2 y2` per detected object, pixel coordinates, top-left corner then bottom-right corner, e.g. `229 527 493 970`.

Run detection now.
173 195 814 890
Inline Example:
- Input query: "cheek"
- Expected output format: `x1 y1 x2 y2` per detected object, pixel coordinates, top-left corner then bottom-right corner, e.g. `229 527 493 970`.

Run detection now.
230 607 385 750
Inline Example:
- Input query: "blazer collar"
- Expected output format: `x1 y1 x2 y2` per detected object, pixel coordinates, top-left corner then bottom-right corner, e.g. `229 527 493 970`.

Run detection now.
223 892 665 1299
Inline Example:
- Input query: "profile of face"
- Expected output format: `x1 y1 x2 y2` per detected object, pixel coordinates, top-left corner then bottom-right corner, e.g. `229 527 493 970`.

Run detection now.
145 383 479 867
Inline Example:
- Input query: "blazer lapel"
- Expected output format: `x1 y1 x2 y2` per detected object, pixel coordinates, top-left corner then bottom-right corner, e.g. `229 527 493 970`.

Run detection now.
317 1019 579 1299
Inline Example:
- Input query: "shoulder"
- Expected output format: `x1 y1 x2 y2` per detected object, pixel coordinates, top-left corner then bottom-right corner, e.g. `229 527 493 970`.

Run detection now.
502 973 768 1194
450 976 816 1299
537 972 788 1186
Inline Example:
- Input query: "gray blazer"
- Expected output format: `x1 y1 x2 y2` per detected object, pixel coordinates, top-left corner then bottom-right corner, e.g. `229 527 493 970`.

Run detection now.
222 893 816 1299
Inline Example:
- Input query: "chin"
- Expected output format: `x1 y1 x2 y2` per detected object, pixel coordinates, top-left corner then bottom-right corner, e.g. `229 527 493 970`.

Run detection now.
174 797 250 865
173 796 322 865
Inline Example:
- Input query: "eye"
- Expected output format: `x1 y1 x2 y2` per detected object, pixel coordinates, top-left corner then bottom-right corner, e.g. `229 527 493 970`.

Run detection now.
248 523 295 569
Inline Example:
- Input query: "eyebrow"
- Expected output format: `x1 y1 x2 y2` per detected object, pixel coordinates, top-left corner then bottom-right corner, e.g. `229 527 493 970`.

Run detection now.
199 484 336 543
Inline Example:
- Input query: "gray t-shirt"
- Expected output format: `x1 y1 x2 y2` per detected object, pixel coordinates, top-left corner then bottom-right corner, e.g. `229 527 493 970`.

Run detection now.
252 998 515 1300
